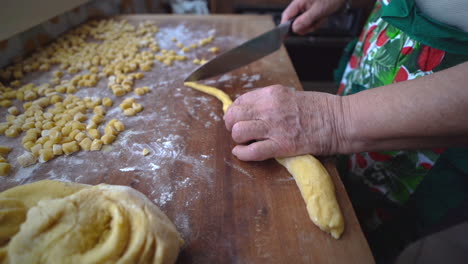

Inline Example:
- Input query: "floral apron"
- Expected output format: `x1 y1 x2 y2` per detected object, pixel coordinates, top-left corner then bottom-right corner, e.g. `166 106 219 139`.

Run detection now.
337 0 468 232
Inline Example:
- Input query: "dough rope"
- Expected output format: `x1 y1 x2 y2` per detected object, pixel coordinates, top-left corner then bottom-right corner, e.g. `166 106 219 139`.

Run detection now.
184 82 345 239
0 180 183 264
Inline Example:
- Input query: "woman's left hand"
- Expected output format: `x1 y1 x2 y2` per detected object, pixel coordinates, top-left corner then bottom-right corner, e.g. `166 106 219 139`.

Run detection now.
224 85 348 161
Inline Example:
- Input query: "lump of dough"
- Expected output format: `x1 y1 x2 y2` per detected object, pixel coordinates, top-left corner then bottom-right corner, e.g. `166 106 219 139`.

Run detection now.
0 180 183 264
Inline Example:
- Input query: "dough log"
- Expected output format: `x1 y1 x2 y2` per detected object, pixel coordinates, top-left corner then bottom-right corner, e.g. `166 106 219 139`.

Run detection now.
184 81 344 239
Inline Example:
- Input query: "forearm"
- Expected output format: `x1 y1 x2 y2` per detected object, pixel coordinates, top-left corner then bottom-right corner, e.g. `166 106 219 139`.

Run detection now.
339 62 468 153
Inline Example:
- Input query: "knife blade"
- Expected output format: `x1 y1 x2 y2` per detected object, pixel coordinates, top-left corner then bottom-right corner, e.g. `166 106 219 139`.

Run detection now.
184 18 295 82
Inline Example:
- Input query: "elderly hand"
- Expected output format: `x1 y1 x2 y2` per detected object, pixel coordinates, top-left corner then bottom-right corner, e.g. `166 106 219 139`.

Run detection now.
224 85 347 161
281 0 346 35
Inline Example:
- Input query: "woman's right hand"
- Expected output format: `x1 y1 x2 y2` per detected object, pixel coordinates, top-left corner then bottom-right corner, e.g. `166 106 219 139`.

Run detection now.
281 0 346 35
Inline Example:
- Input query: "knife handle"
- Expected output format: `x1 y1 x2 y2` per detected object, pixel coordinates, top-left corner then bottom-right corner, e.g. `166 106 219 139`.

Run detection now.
279 15 298 39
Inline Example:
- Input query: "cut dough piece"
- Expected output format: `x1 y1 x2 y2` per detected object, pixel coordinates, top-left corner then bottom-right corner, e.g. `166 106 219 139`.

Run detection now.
184 81 344 239
0 180 183 264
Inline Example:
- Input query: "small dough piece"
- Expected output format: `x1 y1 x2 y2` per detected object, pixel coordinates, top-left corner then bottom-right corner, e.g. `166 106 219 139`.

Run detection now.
52 144 63 156
101 134 116 144
102 97 113 107
132 103 143 113
0 163 11 176
39 149 54 163
88 128 100 139
1 181 183 264
123 108 136 116
0 145 12 155
8 106 20 115
113 120 125 132
17 152 37 167
120 98 135 110
142 148 150 156
90 139 103 151
184 82 345 239
79 138 93 151
62 141 79 155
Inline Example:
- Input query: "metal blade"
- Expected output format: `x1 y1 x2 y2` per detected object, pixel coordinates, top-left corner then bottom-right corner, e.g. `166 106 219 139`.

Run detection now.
184 20 292 82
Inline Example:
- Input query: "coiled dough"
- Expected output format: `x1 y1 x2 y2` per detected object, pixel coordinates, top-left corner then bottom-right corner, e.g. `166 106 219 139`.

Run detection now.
0 180 183 264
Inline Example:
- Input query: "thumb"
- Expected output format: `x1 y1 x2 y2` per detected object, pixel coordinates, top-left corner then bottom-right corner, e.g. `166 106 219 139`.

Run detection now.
232 140 279 161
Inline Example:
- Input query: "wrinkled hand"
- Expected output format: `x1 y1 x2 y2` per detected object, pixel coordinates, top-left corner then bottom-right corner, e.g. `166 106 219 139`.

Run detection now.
281 0 346 35
224 85 346 161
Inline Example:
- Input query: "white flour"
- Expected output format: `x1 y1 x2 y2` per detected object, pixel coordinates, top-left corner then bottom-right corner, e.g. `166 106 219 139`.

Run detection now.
0 20 266 242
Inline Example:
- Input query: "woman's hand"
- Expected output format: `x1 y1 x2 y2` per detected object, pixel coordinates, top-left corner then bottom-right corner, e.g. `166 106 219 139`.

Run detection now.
281 0 346 35
224 85 348 161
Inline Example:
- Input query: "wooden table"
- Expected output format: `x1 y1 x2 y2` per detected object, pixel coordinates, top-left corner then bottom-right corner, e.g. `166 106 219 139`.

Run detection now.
0 15 374 263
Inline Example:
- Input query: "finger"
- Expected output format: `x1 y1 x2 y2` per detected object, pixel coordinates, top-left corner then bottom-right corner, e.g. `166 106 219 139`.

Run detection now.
293 4 322 35
296 18 326 34
224 105 255 131
231 120 269 144
232 140 279 161
281 1 301 23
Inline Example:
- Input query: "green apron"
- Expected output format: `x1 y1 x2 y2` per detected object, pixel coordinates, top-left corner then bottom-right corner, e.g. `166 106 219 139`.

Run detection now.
336 0 468 259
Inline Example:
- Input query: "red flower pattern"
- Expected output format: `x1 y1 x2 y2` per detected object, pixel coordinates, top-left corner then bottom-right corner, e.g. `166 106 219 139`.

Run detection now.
337 83 345 95
349 55 358 69
363 25 377 56
376 29 389 47
401 47 413 55
356 153 368 168
420 162 433 170
369 152 392 162
394 66 409 83
418 46 445 72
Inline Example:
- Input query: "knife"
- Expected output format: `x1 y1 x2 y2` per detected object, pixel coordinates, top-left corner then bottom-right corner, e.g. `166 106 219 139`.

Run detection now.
184 17 296 82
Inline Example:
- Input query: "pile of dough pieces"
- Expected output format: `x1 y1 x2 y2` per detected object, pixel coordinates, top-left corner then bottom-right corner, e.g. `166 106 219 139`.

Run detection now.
0 19 220 175
0 180 183 264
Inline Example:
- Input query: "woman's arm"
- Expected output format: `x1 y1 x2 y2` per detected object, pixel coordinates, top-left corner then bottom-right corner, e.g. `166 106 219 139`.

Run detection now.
340 61 468 153
224 62 468 161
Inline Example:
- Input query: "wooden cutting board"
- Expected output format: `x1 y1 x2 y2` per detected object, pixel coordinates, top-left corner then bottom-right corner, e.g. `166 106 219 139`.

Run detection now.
0 15 374 263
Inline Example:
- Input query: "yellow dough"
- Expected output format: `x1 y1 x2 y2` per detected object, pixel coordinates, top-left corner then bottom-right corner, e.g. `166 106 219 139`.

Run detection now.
184 82 344 239
0 180 183 264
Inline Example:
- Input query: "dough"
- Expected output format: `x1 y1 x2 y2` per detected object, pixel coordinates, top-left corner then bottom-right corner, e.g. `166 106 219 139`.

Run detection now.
184 82 344 239
0 180 183 264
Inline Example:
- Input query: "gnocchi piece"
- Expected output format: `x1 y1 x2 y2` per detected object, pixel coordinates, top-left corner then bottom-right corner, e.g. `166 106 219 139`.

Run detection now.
209 47 219 53
52 144 63 155
8 106 20 115
90 139 103 151
142 148 150 156
0 163 11 176
91 114 104 125
113 120 125 132
17 152 37 167
74 132 87 142
79 137 93 151
132 103 144 113
5 127 20 138
101 133 116 145
102 97 113 107
62 141 79 155
88 128 100 139
119 98 135 110
0 100 13 107
0 145 12 155
31 144 42 157
39 148 54 163
123 108 136 116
